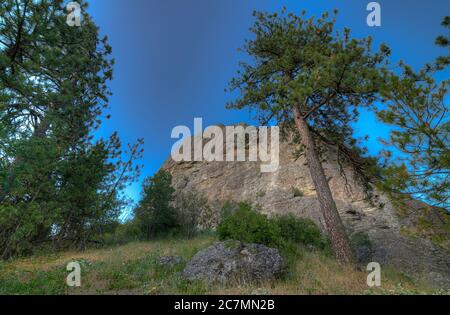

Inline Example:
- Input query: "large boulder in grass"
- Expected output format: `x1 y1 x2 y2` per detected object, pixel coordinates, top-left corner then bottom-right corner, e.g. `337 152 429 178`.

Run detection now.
182 241 284 284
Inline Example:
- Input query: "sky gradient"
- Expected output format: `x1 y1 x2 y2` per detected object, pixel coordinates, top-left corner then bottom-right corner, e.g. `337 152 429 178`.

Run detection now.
83 0 449 218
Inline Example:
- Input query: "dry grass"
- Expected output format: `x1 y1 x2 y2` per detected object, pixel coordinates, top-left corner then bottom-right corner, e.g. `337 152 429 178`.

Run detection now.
1 242 158 275
0 236 445 295
207 250 435 295
2 237 213 274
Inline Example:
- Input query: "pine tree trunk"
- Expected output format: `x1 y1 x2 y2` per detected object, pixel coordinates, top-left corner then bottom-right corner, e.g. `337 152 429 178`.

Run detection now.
293 107 354 264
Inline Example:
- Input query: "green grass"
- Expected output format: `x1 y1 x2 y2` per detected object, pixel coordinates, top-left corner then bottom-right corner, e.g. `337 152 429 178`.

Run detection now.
0 235 447 295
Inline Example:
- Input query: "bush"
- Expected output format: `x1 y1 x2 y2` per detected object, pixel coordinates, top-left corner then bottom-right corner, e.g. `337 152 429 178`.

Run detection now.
175 191 209 238
219 201 240 223
273 215 327 249
217 203 280 247
217 203 327 250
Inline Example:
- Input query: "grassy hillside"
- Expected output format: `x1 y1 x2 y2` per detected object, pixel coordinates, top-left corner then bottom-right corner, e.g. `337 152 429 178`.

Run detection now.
0 235 446 295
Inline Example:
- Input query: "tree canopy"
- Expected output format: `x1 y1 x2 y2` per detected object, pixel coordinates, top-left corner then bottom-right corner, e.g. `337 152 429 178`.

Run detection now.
0 0 142 258
377 16 449 210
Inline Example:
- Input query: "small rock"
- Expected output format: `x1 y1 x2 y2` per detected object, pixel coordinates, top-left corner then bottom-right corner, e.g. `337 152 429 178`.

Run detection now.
251 288 270 295
158 255 183 267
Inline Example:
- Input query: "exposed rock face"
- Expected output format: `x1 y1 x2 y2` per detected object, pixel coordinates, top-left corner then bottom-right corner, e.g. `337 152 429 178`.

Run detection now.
182 241 284 284
164 125 450 287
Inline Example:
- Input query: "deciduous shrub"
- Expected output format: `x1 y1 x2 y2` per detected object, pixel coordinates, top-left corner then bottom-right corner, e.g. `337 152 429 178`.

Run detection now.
273 215 328 249
217 203 280 247
217 203 327 250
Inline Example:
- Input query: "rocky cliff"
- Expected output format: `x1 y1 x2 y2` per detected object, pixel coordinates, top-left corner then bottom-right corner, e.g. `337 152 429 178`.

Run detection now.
163 125 450 288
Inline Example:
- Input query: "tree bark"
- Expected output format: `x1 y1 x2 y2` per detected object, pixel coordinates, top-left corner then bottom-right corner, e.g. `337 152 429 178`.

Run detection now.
293 106 354 264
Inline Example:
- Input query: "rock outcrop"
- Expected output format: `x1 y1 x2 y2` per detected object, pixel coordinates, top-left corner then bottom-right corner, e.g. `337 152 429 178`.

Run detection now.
182 241 284 284
164 125 450 287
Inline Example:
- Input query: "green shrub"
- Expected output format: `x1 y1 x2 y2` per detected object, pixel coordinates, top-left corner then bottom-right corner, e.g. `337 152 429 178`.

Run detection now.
273 215 327 249
219 201 240 222
217 203 280 247
217 203 327 250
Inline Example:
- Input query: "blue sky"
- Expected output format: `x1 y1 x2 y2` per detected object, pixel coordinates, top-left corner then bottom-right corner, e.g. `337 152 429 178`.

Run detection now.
84 0 449 217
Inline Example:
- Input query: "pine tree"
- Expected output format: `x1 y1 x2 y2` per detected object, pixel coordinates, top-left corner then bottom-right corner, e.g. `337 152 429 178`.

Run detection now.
377 16 449 209
134 170 178 239
0 0 142 257
227 9 389 264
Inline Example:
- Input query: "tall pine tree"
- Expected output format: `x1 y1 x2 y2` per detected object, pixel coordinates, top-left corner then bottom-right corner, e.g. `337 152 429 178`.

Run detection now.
227 9 389 264
0 0 142 257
